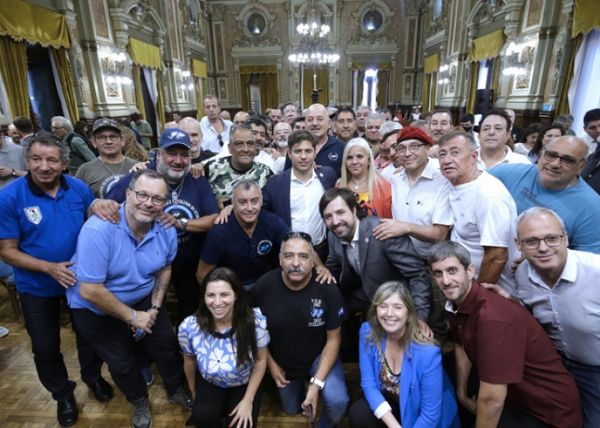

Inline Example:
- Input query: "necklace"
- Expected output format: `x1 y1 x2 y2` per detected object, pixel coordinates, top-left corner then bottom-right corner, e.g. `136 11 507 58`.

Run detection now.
99 158 126 177
170 178 185 203
349 177 368 190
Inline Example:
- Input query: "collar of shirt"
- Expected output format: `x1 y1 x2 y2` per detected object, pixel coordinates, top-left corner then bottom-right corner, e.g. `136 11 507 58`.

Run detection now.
116 203 159 243
444 279 480 315
341 220 360 248
291 168 317 184
526 249 577 289
26 171 69 196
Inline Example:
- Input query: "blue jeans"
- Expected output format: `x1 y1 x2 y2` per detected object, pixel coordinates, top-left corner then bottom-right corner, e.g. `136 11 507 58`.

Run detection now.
278 356 349 428
0 260 14 282
564 358 600 428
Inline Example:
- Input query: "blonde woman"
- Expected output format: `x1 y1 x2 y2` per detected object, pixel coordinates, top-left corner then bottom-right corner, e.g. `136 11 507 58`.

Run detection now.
338 138 392 218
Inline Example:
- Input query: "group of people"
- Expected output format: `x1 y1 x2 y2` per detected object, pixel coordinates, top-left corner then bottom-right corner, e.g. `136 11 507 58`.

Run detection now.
1 97 599 428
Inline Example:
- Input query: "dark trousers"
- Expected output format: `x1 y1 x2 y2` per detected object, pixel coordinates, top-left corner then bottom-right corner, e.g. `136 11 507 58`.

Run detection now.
187 374 262 428
71 295 184 402
348 397 390 428
20 292 103 401
340 289 370 363
172 254 201 324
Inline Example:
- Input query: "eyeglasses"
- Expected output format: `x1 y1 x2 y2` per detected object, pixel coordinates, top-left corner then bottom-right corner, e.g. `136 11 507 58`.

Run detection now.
217 135 224 147
542 150 582 167
520 234 564 250
128 188 167 206
94 135 121 142
282 231 313 245
391 142 426 154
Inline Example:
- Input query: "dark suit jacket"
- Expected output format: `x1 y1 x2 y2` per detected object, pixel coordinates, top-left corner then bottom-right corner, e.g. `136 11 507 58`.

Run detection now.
326 216 431 320
262 166 337 227
582 152 600 195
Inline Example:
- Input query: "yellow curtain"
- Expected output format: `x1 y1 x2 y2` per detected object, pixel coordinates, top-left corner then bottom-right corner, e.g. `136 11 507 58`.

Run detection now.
156 71 166 130
192 59 207 78
430 73 438 109
573 0 600 38
239 65 277 74
132 64 146 119
259 73 279 112
0 36 29 117
0 0 69 48
466 61 480 114
422 74 431 112
303 67 329 107
195 78 204 118
51 48 79 122
128 38 162 69
424 53 440 74
240 73 251 111
376 68 390 108
491 56 501 105
469 30 504 62
557 35 583 116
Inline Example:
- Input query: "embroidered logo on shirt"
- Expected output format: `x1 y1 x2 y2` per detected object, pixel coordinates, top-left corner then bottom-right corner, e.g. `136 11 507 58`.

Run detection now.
24 206 42 225
257 240 273 255
328 152 339 161
308 298 325 327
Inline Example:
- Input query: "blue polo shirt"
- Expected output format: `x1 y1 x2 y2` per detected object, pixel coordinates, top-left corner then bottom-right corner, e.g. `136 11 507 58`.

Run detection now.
490 163 600 253
200 210 291 286
67 204 177 315
285 135 345 177
0 174 94 297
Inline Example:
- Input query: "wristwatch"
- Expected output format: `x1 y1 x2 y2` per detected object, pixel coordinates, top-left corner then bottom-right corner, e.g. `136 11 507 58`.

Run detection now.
11 168 17 177
309 377 325 390
179 218 189 231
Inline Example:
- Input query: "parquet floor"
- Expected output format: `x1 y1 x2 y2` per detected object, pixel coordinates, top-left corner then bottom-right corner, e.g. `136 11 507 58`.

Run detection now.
0 286 359 427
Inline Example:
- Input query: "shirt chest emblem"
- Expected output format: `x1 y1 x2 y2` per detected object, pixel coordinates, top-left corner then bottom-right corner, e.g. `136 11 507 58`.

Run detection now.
24 206 42 225
308 298 325 327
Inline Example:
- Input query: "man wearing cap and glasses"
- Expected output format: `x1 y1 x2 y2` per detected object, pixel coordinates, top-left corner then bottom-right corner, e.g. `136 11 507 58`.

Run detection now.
106 128 219 322
76 119 138 198
490 135 600 254
67 169 193 428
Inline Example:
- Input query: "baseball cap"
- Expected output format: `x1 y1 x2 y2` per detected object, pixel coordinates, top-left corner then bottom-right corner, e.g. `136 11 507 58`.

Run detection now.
92 118 122 135
159 128 191 149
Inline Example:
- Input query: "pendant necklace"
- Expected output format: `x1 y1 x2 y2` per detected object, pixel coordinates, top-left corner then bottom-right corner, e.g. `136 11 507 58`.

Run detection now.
100 158 126 177
170 179 185 203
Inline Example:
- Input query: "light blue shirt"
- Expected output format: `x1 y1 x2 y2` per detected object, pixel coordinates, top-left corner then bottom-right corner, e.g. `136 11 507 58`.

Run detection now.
67 204 177 314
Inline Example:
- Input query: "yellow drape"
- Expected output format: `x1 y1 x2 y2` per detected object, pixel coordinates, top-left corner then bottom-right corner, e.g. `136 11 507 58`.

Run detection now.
156 71 166 131
0 0 69 48
132 64 146 119
573 0 600 38
240 65 277 74
0 36 29 117
195 78 204 118
557 35 583 116
424 53 440 74
466 62 480 114
240 73 251 111
376 68 389 108
192 59 207 78
421 74 431 112
430 73 437 109
259 73 279 112
469 30 504 62
303 67 329 107
51 48 79 122
128 38 162 70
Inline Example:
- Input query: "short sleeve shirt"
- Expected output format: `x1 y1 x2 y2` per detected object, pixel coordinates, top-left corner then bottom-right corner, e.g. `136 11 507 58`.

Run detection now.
0 140 26 189
178 308 270 387
76 156 138 198
250 269 346 380
204 156 273 203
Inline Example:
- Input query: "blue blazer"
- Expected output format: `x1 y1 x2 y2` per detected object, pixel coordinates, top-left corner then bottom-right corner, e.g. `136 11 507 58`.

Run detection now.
359 323 460 428
262 166 337 227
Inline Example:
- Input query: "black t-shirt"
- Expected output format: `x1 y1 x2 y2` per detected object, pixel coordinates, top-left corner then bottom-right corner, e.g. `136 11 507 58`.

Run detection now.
250 268 345 380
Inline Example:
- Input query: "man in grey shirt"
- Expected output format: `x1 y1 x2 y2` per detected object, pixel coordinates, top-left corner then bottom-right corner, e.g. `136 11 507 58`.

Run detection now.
515 206 600 427
0 134 26 189
51 116 96 174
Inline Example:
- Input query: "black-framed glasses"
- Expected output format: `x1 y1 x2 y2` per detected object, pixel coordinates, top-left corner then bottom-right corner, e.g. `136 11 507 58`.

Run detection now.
542 150 583 167
128 188 167 206
392 142 426 154
282 231 313 245
520 234 564 250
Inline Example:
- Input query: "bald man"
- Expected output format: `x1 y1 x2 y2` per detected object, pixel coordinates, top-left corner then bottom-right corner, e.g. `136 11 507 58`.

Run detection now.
178 117 216 163
490 136 600 253
285 103 345 177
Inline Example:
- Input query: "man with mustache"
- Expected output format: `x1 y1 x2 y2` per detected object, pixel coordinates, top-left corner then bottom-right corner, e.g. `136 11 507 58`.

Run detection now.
250 232 349 428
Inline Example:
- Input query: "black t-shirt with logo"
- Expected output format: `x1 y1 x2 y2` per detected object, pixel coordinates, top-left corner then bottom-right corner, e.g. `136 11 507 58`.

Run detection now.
250 268 345 380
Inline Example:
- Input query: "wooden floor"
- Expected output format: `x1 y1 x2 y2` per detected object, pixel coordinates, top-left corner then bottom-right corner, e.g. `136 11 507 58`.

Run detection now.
0 286 359 427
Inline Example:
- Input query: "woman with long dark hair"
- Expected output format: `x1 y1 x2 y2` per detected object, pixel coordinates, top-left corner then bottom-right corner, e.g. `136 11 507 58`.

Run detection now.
178 267 269 427
349 281 460 428
527 123 566 163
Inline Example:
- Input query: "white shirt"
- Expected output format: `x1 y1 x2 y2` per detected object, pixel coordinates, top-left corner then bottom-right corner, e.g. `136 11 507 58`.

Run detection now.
380 163 398 181
342 222 361 274
200 116 232 153
477 146 530 170
515 249 600 366
449 171 518 293
582 134 598 157
390 160 453 257
290 170 326 245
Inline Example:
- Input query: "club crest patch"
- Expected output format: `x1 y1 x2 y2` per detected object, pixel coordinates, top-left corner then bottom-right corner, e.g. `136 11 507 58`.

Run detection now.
328 152 339 161
257 240 273 255
24 206 42 225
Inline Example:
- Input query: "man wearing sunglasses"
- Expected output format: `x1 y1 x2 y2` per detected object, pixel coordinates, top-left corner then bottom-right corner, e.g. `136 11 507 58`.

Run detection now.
490 135 600 253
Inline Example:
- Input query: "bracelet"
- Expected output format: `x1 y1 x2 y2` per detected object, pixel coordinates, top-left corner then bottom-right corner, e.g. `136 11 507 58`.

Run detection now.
151 305 162 312
129 309 137 324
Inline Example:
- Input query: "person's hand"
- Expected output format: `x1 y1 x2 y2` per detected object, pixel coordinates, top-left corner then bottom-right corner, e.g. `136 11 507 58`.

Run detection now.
481 282 512 299
229 397 253 428
47 261 77 288
268 360 290 388
147 307 160 322
157 212 179 229
90 199 120 223
416 319 434 341
511 253 525 273
301 385 319 418
373 219 412 240
190 162 205 178
129 162 149 173
214 205 233 224
0 166 13 177
315 266 336 284
130 310 154 334
458 393 477 415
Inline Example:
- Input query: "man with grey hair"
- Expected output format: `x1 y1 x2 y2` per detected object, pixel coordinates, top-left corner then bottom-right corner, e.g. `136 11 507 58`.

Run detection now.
282 102 299 125
514 206 600 427
355 105 371 137
178 116 216 162
375 120 402 170
364 112 385 156
51 115 96 174
428 109 454 145
438 131 518 293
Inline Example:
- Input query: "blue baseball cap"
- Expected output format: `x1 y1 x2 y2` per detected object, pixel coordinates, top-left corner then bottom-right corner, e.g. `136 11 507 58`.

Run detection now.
159 128 191 149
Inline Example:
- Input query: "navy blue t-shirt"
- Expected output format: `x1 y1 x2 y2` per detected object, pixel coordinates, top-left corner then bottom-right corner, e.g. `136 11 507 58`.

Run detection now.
200 210 291 286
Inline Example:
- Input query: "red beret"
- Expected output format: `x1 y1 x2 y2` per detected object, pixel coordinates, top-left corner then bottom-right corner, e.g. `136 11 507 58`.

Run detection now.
396 126 433 146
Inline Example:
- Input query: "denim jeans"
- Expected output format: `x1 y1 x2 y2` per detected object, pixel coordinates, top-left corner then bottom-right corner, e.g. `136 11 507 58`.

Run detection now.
564 358 600 428
19 292 103 401
277 356 349 428
0 259 14 282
